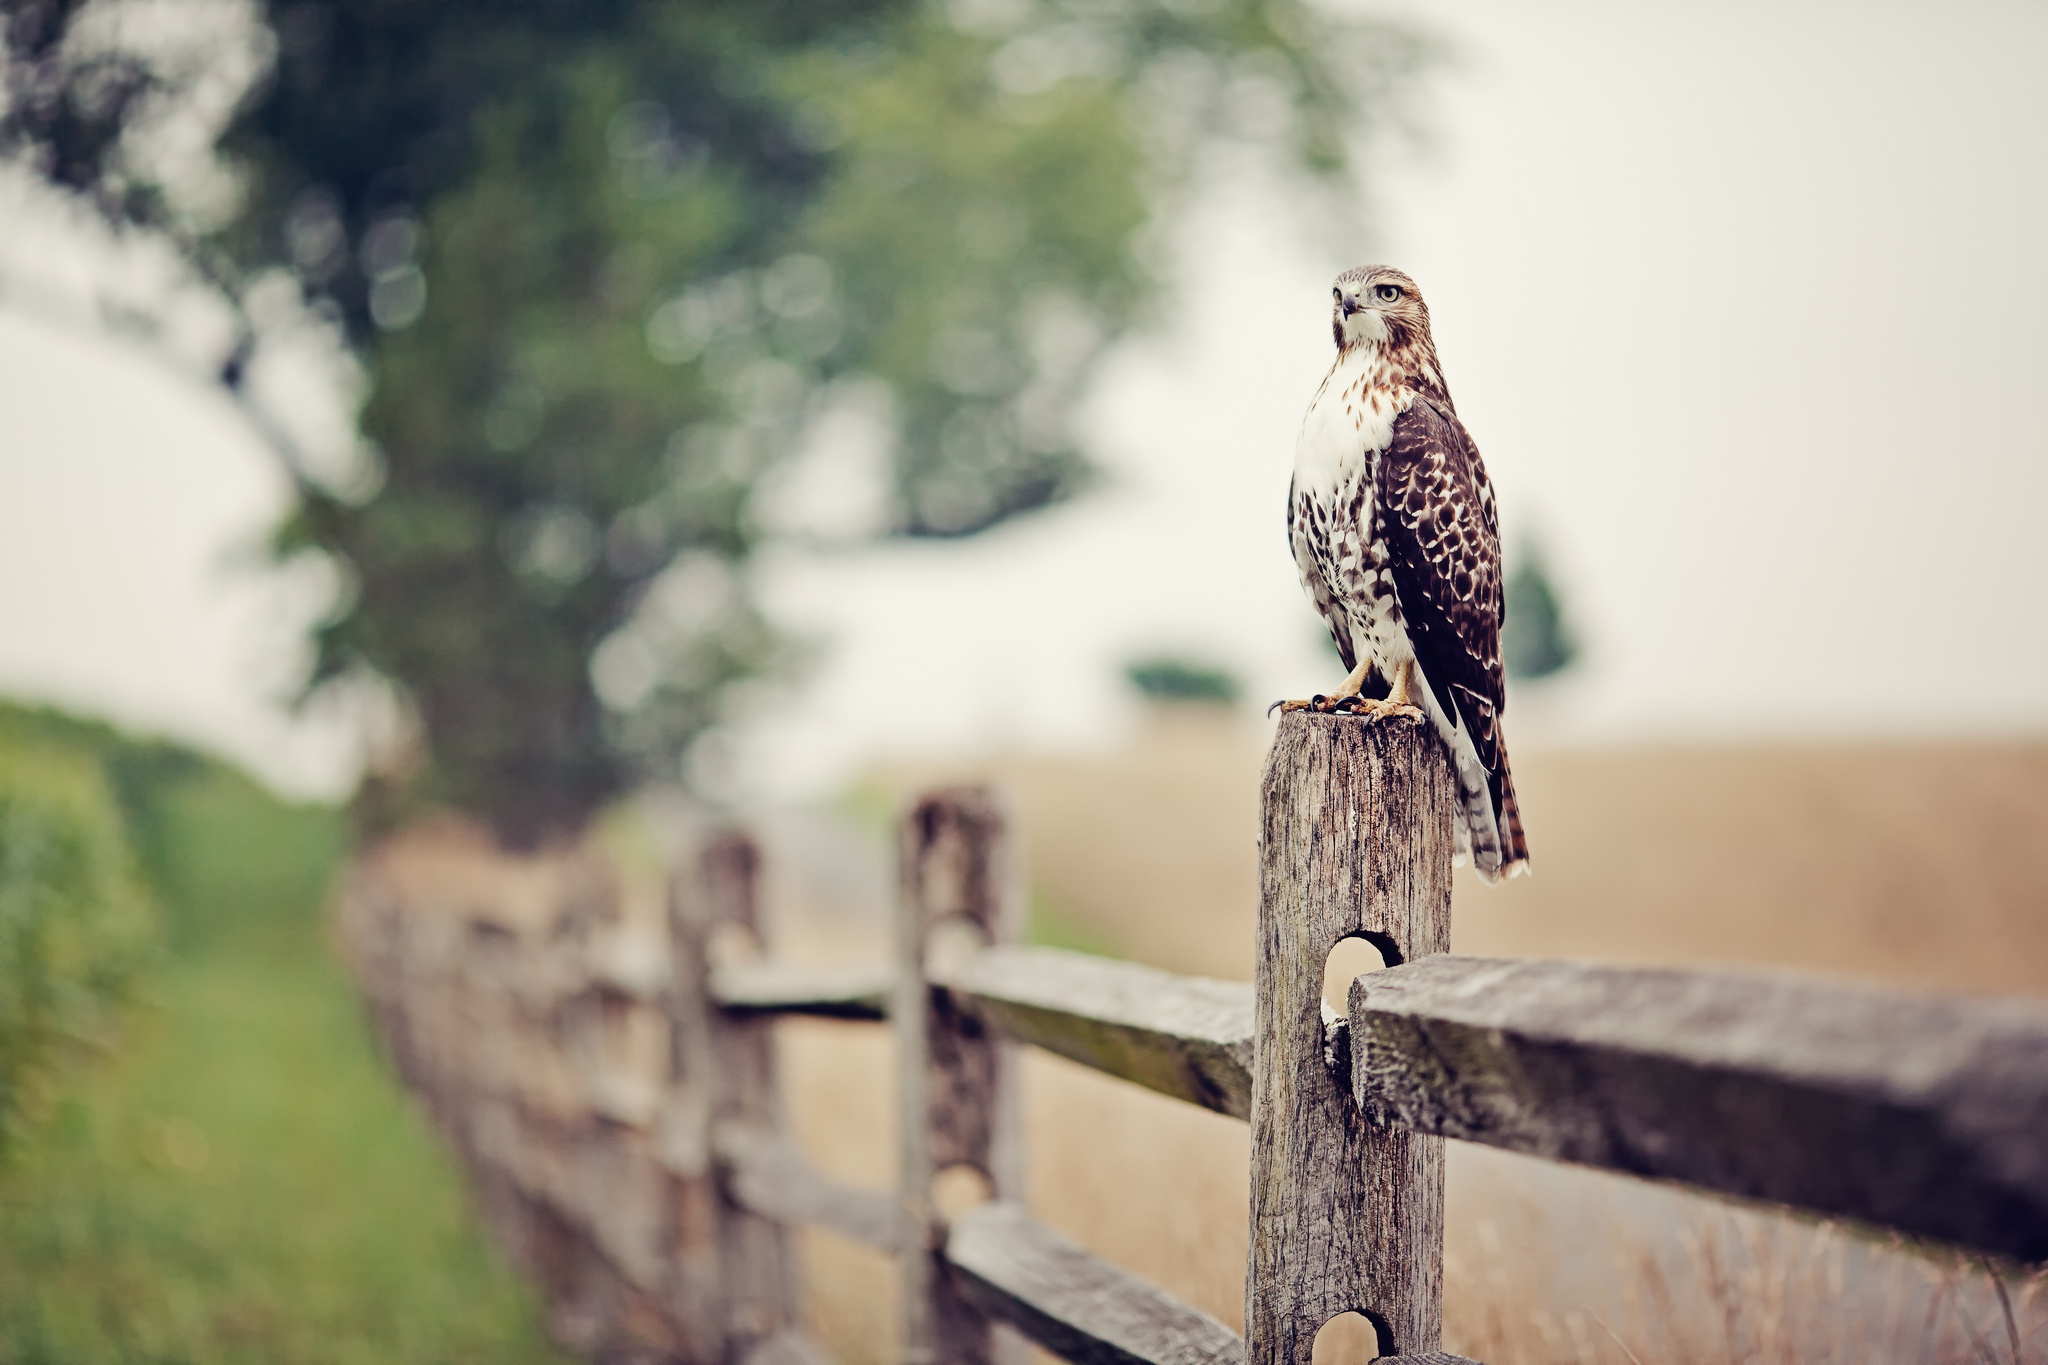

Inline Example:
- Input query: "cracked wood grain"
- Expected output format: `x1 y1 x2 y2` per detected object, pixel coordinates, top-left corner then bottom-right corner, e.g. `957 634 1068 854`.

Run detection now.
1248 712 1457 1363
936 946 1256 1120
671 831 804 1361
946 1201 1246 1365
1349 954 2048 1262
897 788 1025 1365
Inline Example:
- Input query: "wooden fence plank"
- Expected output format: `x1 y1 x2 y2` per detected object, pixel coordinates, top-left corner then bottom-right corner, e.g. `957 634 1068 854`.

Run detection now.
1248 712 1458 1363
712 946 1257 1118
1346 954 2048 1263
671 833 806 1360
714 1122 900 1251
946 1202 1246 1365
667 849 735 1364
937 947 1255 1120
711 960 892 1021
897 789 1027 1365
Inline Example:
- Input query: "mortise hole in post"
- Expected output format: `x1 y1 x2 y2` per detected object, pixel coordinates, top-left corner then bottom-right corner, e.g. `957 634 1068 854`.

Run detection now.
924 912 986 978
1311 1309 1392 1362
929 1162 994 1221
1322 933 1396 1017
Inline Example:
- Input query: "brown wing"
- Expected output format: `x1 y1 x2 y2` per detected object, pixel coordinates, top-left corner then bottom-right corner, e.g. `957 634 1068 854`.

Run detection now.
1379 396 1506 776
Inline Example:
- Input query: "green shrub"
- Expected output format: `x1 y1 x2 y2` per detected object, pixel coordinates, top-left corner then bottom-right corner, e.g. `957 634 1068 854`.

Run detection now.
1124 657 1242 705
1503 546 1578 681
0 703 201 904
0 745 155 1143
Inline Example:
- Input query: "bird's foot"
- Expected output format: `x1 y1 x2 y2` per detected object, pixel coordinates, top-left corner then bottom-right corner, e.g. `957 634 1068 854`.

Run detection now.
1267 693 1419 719
1344 696 1425 724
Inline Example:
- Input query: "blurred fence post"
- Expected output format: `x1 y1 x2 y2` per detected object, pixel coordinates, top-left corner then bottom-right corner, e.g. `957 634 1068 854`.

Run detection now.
896 788 1025 1365
1247 713 1457 1362
668 830 803 1362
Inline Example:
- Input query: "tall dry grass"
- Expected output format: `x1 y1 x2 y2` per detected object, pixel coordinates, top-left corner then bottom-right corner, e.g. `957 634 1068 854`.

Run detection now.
1439 1146 2046 1365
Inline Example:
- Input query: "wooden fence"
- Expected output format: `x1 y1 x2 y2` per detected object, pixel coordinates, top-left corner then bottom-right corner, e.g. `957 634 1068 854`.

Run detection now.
339 712 2048 1365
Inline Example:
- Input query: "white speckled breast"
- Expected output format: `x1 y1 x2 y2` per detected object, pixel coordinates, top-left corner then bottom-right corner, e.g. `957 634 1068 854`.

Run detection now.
1290 344 1415 672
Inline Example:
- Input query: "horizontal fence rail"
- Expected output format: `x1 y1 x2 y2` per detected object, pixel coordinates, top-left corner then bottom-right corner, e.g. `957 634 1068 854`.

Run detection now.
947 1201 1470 1365
1344 954 2048 1263
713 1122 900 1252
945 1200 1246 1365
711 947 1255 1118
706 947 2048 1265
933 946 1256 1121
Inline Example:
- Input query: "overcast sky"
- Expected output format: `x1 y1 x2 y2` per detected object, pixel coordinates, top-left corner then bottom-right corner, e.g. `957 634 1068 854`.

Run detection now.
2 0 2044 799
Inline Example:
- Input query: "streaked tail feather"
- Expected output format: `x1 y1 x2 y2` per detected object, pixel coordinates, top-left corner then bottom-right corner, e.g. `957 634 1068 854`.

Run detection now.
1487 757 1531 880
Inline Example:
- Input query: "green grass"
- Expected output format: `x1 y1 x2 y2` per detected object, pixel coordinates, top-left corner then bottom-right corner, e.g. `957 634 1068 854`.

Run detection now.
0 761 568 1365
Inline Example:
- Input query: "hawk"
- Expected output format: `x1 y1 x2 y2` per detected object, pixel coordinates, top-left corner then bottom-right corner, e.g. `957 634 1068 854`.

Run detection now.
1279 266 1530 882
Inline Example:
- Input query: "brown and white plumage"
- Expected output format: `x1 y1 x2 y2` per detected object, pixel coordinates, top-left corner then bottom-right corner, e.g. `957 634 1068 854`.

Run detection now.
1286 265 1530 881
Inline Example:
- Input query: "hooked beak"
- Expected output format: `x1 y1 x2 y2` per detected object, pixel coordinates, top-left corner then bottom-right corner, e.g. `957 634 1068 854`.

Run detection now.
1340 296 1360 318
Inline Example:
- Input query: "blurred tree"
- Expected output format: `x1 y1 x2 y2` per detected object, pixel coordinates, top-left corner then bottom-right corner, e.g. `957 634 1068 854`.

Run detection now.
2 0 1429 844
1503 539 1577 681
1124 656 1239 705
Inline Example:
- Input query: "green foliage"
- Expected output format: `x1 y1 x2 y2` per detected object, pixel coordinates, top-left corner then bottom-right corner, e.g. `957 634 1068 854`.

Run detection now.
264 16 817 840
0 698 350 1147
0 743 155 1146
1503 542 1578 681
0 701 335 954
0 0 169 222
0 718 563 1364
5 0 1429 844
0 703 200 860
1124 655 1241 705
788 22 1143 536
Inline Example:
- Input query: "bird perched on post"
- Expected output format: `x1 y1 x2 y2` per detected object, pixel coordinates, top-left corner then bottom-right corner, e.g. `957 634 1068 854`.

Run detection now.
1277 266 1530 882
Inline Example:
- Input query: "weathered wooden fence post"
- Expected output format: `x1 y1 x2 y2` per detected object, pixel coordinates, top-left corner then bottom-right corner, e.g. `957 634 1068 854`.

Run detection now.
1248 711 1458 1362
669 830 804 1363
896 788 1026 1365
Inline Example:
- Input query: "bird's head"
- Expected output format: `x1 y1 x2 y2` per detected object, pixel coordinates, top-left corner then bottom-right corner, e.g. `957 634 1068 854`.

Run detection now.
1331 265 1431 354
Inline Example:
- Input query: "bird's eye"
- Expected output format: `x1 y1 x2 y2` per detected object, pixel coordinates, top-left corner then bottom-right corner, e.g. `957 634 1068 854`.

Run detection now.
1332 288 1342 301
1375 283 1402 303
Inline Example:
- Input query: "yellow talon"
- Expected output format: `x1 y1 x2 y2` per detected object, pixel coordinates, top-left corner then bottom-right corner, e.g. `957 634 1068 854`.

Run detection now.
1273 659 1422 722
1351 698 1425 724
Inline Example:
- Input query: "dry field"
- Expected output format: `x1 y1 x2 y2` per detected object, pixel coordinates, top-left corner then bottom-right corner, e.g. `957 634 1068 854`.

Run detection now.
756 707 2048 1363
